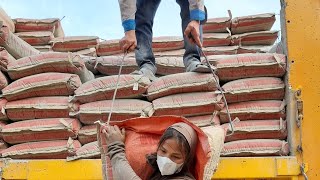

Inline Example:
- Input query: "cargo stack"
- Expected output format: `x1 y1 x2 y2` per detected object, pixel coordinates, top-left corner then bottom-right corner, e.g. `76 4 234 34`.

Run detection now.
0 51 96 159
13 18 64 53
0 52 90 159
1 6 289 160
12 17 99 57
211 53 289 156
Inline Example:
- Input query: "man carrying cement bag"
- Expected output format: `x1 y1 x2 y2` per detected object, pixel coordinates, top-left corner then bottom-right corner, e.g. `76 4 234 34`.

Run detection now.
118 0 211 81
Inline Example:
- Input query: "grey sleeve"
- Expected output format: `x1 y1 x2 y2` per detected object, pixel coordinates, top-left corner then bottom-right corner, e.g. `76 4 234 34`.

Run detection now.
118 0 137 32
108 141 142 180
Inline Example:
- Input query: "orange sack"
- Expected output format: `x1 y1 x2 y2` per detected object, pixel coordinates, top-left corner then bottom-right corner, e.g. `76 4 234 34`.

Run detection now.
97 116 225 180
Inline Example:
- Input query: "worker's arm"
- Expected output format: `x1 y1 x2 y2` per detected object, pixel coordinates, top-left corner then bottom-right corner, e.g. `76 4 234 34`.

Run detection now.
185 0 206 48
118 0 136 32
103 125 142 180
108 141 142 180
188 0 206 22
118 0 137 52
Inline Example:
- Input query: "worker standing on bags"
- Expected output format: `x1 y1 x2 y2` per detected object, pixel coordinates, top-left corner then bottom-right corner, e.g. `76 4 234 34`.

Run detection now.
118 0 212 81
103 123 198 179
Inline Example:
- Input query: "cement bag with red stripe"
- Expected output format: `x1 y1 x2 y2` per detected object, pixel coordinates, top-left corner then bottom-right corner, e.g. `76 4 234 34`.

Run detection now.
0 98 8 121
221 139 289 157
3 73 81 101
2 118 81 144
222 77 285 103
231 31 278 46
0 26 40 59
78 125 97 145
147 72 218 101
231 13 276 34
67 141 100 161
0 71 8 90
153 92 224 116
237 45 273 54
154 49 185 57
152 36 184 52
203 46 238 56
33 45 52 52
203 17 231 33
96 40 121 56
5 96 79 121
0 121 7 137
155 56 185 75
0 7 15 32
95 56 138 75
219 100 286 123
187 114 221 127
51 36 99 52
222 119 287 142
15 31 54 46
203 33 231 47
7 52 93 83
97 116 225 180
73 75 150 103
210 53 286 81
13 18 59 32
1 138 81 159
74 48 96 57
77 99 154 125
0 47 16 71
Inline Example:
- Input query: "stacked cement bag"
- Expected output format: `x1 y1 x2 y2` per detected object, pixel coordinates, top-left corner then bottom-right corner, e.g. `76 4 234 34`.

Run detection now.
147 72 223 127
207 53 289 157
0 52 100 159
13 18 65 52
0 21 40 59
0 70 83 159
0 9 39 102
50 36 99 56
12 18 99 56
66 74 154 160
0 9 41 98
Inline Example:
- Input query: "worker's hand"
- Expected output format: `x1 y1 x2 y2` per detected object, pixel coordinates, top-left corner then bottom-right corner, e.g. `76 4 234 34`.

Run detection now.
119 30 137 53
184 20 202 48
102 125 126 144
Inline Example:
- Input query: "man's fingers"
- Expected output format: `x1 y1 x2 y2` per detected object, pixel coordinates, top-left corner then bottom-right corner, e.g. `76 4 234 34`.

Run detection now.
103 129 109 140
123 41 135 52
114 125 121 134
128 43 136 52
122 42 130 52
184 26 191 37
191 28 202 48
121 128 125 136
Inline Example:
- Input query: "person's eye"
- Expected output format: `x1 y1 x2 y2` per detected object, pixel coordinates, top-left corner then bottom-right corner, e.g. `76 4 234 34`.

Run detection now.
172 155 182 160
159 148 166 153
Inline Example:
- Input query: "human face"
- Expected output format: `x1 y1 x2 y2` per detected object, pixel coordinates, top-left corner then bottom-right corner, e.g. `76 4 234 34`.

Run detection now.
157 138 185 165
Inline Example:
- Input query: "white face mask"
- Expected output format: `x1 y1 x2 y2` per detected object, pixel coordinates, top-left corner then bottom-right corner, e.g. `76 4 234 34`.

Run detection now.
156 155 183 176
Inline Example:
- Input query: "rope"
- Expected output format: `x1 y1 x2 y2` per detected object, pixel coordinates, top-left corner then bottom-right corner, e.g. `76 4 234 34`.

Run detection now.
198 47 235 136
106 51 127 126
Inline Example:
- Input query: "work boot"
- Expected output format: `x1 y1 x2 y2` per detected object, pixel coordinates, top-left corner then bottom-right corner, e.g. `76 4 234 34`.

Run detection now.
131 67 158 82
186 62 216 73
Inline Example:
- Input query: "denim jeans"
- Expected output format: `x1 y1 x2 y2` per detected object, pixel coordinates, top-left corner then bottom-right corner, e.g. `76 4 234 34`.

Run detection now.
135 0 203 73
